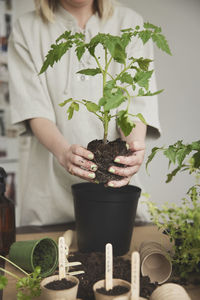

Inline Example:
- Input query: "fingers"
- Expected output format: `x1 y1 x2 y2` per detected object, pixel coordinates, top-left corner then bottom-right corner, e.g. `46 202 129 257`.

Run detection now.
68 164 96 180
106 141 146 188
107 177 131 188
65 144 97 181
71 144 94 161
114 141 145 166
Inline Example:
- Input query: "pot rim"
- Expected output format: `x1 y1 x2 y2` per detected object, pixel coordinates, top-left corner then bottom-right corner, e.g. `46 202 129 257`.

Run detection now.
72 182 141 194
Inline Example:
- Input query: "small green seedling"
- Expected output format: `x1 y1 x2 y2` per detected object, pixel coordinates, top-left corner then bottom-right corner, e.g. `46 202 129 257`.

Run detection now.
0 255 41 300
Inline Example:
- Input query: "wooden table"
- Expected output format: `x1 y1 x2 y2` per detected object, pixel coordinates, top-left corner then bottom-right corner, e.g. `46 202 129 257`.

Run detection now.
1 224 200 300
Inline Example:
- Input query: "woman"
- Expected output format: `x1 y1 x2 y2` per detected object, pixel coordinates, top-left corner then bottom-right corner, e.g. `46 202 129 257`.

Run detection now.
8 0 161 226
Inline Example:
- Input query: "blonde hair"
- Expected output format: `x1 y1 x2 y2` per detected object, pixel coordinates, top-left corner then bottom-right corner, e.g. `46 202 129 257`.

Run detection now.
34 0 114 23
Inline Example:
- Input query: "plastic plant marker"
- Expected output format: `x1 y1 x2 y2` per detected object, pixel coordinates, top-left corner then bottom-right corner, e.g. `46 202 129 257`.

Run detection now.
59 237 66 280
105 243 113 291
131 251 140 300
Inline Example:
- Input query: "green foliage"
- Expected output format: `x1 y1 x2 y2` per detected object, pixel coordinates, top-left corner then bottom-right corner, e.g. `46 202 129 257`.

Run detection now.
40 23 171 143
16 267 41 300
146 140 200 182
0 256 41 300
0 275 8 290
145 140 200 279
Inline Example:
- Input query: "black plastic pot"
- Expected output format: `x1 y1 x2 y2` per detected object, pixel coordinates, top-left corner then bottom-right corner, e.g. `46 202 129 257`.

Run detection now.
72 183 141 256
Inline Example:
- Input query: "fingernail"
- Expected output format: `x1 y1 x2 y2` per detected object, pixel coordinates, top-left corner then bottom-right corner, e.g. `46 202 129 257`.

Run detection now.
109 167 115 174
88 173 95 179
88 153 94 160
114 158 120 163
91 164 97 171
126 143 130 150
108 182 114 187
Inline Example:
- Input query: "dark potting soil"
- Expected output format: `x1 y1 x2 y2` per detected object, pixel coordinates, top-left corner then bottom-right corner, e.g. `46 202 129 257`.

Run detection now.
96 285 130 295
87 138 132 183
33 239 55 273
44 278 76 290
68 251 158 300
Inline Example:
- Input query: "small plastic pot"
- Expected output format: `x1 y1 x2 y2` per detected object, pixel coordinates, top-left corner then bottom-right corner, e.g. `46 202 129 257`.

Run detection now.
72 183 141 256
40 274 79 300
9 237 58 277
93 279 131 300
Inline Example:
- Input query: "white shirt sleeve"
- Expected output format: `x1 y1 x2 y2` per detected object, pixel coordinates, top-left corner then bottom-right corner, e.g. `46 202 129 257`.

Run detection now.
8 21 56 135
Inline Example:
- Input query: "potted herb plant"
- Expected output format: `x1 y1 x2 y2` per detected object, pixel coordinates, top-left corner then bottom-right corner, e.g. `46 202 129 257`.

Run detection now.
145 140 200 282
0 255 41 300
40 23 171 255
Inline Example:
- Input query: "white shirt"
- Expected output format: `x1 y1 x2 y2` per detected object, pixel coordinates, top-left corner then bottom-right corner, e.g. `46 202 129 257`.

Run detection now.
8 4 161 226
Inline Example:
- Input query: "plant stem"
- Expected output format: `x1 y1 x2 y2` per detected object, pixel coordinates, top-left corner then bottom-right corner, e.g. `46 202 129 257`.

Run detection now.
102 50 113 144
0 267 20 280
0 255 29 276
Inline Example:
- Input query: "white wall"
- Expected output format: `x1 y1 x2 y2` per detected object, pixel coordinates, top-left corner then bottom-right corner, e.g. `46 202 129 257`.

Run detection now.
13 0 200 208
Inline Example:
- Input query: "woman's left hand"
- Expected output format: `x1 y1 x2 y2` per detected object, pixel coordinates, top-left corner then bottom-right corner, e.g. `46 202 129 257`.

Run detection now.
107 140 145 188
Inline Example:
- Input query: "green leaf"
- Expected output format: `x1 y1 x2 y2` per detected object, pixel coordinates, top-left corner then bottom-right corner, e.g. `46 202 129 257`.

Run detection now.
143 89 164 96
0 275 7 290
119 72 134 84
98 97 107 106
120 31 134 49
176 147 191 167
59 98 73 107
146 147 163 172
191 141 200 151
144 22 162 33
112 42 126 64
67 105 74 120
166 166 182 183
135 113 147 124
67 102 79 119
85 102 99 113
164 146 177 165
55 30 71 43
104 89 125 111
138 88 145 96
73 102 79 111
76 45 86 60
152 33 172 55
39 42 73 74
138 30 152 44
117 110 135 137
77 68 101 76
134 70 153 89
193 151 200 169
136 58 153 71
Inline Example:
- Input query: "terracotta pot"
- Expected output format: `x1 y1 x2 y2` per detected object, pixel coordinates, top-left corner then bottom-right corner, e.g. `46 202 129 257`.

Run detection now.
40 274 79 300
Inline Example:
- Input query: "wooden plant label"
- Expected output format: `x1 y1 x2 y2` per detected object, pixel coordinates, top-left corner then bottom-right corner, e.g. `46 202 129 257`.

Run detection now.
105 243 113 291
131 251 140 300
58 237 66 280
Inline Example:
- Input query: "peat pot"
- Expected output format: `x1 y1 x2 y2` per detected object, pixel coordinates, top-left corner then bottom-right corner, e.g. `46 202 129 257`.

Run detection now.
40 274 79 300
72 183 141 256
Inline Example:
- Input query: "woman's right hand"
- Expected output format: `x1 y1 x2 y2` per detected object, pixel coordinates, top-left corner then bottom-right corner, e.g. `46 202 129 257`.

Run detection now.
59 144 97 181
29 118 97 182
